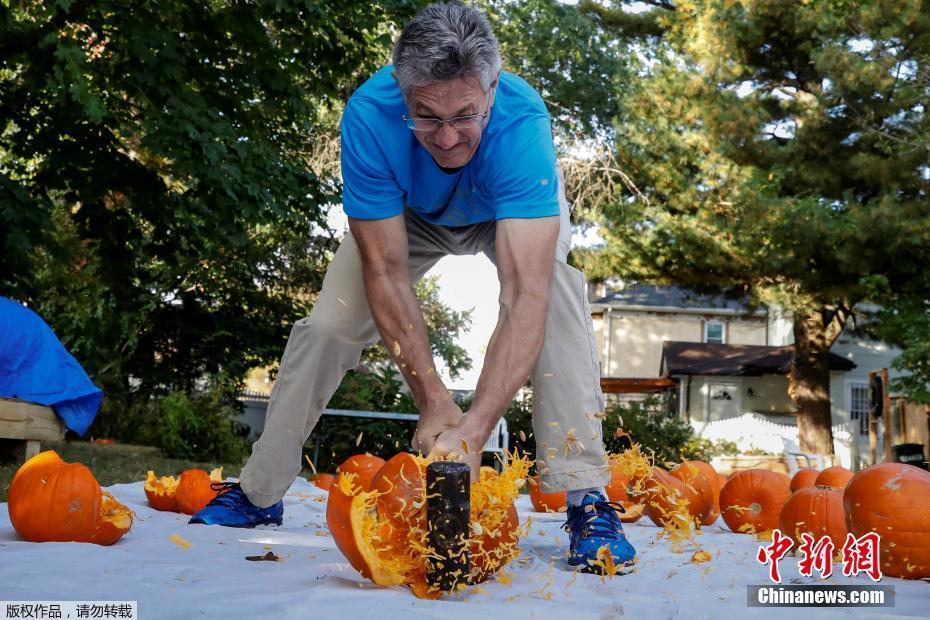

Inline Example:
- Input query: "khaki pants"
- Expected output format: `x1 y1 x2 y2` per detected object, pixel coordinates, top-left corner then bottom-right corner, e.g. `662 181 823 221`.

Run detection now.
240 176 609 507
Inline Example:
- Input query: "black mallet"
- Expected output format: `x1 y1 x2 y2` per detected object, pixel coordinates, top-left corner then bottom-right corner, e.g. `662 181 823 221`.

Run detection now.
425 461 471 591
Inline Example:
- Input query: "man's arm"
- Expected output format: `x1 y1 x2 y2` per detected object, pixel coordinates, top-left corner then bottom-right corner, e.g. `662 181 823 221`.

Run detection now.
429 216 560 468
348 215 464 454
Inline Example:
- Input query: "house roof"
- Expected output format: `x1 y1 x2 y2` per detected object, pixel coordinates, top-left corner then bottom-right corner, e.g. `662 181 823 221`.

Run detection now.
661 341 857 377
600 377 678 394
591 284 767 317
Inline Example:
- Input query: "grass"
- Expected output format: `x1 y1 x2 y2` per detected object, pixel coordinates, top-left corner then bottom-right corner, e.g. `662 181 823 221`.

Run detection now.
0 440 266 503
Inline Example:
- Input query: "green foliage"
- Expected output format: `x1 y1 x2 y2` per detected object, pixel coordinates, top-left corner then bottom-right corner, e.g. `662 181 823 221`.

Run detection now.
154 389 249 463
601 398 696 465
502 391 535 460
92 385 249 463
329 366 417 416
356 275 474 380
313 385 533 474
681 437 739 462
862 274 930 404
482 0 628 136
571 1 930 406
1 0 427 404
309 413 417 475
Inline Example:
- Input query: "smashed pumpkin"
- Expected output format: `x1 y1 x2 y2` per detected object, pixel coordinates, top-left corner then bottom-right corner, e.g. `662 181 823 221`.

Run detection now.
144 471 180 512
90 491 134 545
8 450 133 545
606 445 652 523
644 467 706 527
327 451 529 598
337 454 386 491
670 460 719 526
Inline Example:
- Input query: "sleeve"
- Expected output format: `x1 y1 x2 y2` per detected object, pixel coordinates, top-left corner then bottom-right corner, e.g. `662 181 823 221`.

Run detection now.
489 115 561 220
340 98 405 220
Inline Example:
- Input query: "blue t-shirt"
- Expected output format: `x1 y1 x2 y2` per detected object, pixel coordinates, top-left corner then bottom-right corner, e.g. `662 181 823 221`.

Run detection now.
340 66 560 226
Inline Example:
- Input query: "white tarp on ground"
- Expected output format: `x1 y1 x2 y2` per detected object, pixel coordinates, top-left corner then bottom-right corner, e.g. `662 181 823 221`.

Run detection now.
1 478 926 619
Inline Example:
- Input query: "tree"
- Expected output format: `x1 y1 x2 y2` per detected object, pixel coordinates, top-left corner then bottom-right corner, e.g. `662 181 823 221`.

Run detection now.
575 1 930 453
864 273 930 404
1 1 425 406
482 0 636 222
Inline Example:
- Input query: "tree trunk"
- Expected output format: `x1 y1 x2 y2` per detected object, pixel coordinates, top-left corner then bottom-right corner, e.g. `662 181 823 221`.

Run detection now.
788 309 849 455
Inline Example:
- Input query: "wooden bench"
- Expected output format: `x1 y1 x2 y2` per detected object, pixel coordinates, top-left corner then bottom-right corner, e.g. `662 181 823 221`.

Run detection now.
0 397 67 462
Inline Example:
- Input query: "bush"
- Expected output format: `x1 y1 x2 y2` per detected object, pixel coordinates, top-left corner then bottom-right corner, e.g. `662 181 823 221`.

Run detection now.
503 391 534 461
681 437 740 462
310 367 418 473
601 396 695 466
156 388 249 463
310 373 537 473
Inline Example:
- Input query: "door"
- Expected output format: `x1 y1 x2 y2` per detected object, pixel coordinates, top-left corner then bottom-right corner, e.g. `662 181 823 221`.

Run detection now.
706 380 742 422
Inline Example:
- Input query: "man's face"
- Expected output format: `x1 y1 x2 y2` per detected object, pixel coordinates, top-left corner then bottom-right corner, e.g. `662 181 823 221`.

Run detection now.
403 75 496 170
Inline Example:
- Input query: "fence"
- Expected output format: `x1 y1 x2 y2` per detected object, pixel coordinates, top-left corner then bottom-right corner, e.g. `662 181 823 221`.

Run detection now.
236 390 509 467
693 412 857 469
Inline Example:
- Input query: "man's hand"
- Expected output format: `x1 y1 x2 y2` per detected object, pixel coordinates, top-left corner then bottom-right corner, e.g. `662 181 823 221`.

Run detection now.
426 421 483 483
411 396 464 455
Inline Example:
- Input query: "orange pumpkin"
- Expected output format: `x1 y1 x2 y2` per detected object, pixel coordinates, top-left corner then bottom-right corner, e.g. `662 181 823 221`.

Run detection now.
326 472 389 582
605 460 646 523
89 491 134 545
815 466 854 489
643 466 705 527
670 460 719 526
779 486 846 548
144 471 180 511
8 450 135 545
370 452 427 543
8 450 102 543
326 452 529 597
719 469 791 535
337 454 386 491
528 475 566 513
310 473 335 491
175 467 224 515
844 463 930 579
790 468 820 492
471 503 519 583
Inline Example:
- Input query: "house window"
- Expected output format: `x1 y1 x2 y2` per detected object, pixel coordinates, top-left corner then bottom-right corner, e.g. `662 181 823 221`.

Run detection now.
704 320 725 344
849 382 870 436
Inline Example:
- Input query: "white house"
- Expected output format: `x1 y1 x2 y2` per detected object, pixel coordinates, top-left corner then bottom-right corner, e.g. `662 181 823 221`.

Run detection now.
589 283 919 469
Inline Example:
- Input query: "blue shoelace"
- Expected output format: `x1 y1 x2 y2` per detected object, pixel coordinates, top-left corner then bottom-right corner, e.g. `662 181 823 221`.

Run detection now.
563 500 627 540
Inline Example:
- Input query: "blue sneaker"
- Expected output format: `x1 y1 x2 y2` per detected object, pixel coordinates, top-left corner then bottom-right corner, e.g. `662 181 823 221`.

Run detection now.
188 482 284 527
563 492 636 574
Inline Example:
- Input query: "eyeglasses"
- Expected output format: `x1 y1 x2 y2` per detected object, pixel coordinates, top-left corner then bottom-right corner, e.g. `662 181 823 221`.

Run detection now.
402 90 492 133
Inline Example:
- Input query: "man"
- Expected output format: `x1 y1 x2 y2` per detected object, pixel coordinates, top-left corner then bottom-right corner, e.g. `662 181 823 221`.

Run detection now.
191 1 636 572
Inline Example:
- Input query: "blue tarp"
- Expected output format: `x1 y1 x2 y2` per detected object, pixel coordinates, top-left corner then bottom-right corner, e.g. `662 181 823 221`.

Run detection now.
0 296 103 436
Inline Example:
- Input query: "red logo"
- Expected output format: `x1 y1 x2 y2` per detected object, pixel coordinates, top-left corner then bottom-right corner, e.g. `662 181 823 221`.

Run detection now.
756 529 794 583
798 532 834 578
757 530 882 583
841 532 882 581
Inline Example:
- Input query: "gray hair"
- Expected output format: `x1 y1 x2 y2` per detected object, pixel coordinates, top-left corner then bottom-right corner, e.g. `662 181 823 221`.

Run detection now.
392 2 502 96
